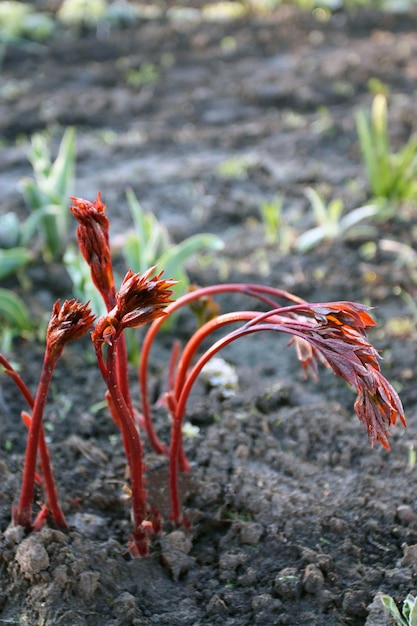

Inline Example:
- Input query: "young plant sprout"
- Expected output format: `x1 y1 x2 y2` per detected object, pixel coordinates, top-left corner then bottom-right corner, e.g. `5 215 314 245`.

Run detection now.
1 299 94 531
20 127 77 261
70 194 134 418
139 289 405 524
0 192 406 557
0 355 58 531
91 267 175 556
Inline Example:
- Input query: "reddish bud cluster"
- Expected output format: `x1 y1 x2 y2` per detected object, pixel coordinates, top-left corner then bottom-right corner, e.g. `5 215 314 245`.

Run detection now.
92 267 176 348
47 299 95 362
288 302 405 449
70 194 115 309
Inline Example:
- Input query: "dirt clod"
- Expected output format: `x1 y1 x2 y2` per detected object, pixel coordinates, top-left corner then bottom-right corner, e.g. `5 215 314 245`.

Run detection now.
160 530 194 581
302 563 325 595
273 567 301 600
15 535 50 580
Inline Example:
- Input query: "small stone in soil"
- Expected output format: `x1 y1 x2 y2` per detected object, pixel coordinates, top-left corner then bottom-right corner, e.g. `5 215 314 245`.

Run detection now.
206 593 228 616
15 535 49 580
74 570 100 600
160 530 194 581
273 567 301 600
384 567 413 588
402 543 417 570
397 504 417 524
342 589 369 618
302 563 325 595
238 520 263 545
3 524 25 545
112 591 149 625
365 592 393 626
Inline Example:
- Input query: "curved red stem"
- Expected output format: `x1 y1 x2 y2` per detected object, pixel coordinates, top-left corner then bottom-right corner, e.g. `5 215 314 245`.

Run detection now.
139 284 305 456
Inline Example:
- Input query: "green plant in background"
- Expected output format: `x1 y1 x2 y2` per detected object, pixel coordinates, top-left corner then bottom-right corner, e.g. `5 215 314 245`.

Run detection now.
0 212 33 280
63 246 105 318
201 1 248 21
0 2 54 43
0 129 75 349
0 127 76 352
356 94 417 214
0 1 33 40
259 196 283 244
215 155 255 180
117 53 175 90
242 0 406 15
57 0 138 30
295 187 379 252
19 127 76 262
122 188 224 298
367 76 390 98
57 0 108 28
124 62 160 88
0 1 55 66
259 195 294 252
0 289 31 352
381 593 417 626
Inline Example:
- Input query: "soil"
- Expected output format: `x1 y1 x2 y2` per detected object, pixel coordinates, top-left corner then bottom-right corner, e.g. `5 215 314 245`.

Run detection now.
2 3 417 625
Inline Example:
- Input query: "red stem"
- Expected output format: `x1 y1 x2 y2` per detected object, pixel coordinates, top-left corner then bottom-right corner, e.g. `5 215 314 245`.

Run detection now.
167 312 259 521
37 425 67 528
115 332 135 416
103 288 135 423
14 356 54 529
168 340 181 393
0 355 34 407
139 283 305 456
173 312 258 399
1 355 67 529
168 310 314 522
174 321 299 422
100 337 149 556
172 312 256 476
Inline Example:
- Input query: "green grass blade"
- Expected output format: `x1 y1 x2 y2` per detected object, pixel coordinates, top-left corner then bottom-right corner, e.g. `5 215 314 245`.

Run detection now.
356 109 381 197
49 127 76 197
19 177 46 211
125 188 156 271
19 205 51 245
381 595 408 626
0 248 32 279
0 212 21 248
126 188 148 246
390 138 417 200
123 232 144 275
125 188 174 272
28 133 51 179
403 594 417 626
0 288 31 331
158 233 224 294
305 187 329 226
327 198 344 226
295 226 328 253
340 204 380 231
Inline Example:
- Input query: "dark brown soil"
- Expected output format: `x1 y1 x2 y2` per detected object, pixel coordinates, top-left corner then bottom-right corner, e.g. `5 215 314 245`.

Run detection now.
1 3 417 625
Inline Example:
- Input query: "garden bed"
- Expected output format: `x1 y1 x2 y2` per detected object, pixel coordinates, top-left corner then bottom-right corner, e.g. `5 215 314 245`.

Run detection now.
1 3 417 625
